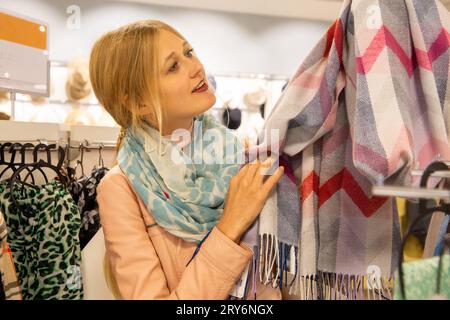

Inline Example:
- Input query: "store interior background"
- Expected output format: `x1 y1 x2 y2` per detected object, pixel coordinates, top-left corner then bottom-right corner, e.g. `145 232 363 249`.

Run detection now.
1 0 449 300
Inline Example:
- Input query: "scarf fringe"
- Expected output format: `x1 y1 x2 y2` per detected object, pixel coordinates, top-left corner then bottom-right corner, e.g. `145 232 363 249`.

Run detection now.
289 273 394 300
258 234 394 300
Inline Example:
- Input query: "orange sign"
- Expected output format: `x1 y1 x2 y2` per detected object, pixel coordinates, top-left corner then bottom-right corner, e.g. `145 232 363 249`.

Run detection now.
0 12 47 50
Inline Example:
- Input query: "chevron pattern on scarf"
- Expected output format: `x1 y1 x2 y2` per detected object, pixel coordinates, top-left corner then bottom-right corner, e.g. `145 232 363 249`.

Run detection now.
258 0 450 300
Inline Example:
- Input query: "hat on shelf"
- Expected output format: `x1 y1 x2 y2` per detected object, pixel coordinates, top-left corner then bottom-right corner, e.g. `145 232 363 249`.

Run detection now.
28 94 46 105
27 81 54 105
221 101 242 130
242 88 267 110
0 112 10 120
64 104 96 126
0 90 10 101
65 58 92 102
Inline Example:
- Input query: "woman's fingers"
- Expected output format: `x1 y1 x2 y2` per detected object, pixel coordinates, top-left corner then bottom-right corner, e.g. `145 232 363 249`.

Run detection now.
261 165 284 196
245 161 261 183
236 163 250 178
252 158 274 185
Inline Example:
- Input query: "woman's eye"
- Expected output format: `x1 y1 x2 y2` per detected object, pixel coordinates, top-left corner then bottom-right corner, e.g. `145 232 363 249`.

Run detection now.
186 48 194 57
169 62 178 72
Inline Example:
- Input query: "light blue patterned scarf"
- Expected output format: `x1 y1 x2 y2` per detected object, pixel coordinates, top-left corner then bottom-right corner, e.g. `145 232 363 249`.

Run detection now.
118 113 244 243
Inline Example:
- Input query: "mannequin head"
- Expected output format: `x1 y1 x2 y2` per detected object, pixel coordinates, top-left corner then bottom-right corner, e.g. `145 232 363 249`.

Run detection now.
89 20 215 137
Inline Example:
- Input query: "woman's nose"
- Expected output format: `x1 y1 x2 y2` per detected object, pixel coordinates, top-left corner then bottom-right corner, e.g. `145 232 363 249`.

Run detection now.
188 58 203 78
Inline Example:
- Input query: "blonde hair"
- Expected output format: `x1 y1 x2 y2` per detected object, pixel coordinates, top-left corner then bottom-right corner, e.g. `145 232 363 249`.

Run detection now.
103 254 122 299
91 22 186 295
89 20 186 150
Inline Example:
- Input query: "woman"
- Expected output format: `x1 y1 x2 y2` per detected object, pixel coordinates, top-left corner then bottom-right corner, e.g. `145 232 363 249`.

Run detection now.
91 20 284 300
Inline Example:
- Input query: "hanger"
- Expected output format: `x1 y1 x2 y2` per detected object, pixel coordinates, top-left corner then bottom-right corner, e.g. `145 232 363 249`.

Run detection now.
0 143 13 180
20 144 66 185
74 141 86 178
17 143 36 185
0 143 12 165
419 161 450 216
0 143 18 180
16 143 53 185
8 159 68 218
97 143 105 168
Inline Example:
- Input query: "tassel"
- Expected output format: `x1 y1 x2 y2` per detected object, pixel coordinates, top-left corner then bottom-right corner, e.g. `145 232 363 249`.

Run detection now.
279 243 283 289
263 235 269 284
264 234 272 285
266 235 276 285
258 235 264 283
284 244 289 288
288 246 298 287
253 245 258 300
305 276 309 300
273 235 280 287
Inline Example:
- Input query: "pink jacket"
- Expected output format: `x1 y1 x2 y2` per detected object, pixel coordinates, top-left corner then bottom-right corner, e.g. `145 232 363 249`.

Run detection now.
97 166 282 300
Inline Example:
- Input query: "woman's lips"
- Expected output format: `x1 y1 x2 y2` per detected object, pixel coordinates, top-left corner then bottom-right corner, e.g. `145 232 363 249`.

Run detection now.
192 82 208 93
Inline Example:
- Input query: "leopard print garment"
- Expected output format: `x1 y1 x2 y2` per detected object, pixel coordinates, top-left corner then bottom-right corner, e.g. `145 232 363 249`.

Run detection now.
69 167 108 250
0 180 83 300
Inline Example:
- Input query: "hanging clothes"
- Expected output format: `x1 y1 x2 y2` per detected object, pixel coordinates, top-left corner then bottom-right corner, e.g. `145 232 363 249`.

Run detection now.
68 166 109 250
0 268 4 300
394 253 450 299
258 0 450 299
0 180 84 300
424 211 448 258
433 215 450 257
0 210 22 300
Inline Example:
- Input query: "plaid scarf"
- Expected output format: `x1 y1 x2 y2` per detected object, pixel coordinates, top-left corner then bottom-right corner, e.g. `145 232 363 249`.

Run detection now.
258 0 450 299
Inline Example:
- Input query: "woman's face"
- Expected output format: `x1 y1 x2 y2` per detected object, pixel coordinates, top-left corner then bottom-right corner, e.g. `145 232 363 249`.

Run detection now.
156 29 216 131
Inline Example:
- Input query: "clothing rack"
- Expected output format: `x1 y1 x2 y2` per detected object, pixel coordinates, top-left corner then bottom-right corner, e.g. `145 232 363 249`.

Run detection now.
411 162 450 178
0 139 68 156
68 139 117 150
209 106 262 112
411 170 450 179
371 185 450 200
0 139 66 146
211 71 290 81
12 97 101 108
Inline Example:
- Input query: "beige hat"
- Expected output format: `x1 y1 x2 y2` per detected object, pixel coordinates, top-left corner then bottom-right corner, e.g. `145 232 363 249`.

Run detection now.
0 111 10 120
65 59 92 102
27 81 54 105
29 94 46 105
64 105 95 126
0 90 10 101
243 88 267 109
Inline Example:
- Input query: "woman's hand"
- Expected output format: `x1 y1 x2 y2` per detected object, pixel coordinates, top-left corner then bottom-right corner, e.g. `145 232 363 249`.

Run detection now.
216 159 284 243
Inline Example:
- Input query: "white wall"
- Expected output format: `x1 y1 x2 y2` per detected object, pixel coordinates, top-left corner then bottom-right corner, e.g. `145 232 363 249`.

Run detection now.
0 0 329 76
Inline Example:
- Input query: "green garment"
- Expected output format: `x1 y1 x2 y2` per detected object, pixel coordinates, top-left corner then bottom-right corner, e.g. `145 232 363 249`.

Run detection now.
394 255 450 300
0 180 83 300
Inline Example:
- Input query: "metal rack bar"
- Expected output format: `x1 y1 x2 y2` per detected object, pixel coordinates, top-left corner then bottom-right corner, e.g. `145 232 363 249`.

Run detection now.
0 139 67 146
411 170 450 179
68 139 117 150
372 185 450 200
211 71 290 81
